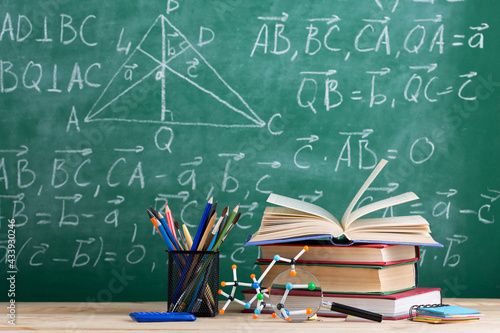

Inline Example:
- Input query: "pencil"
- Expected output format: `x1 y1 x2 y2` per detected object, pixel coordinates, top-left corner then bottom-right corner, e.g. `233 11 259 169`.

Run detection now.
190 197 213 251
147 209 162 236
151 207 182 252
149 206 169 238
165 203 178 243
146 212 185 266
182 224 193 248
197 213 217 251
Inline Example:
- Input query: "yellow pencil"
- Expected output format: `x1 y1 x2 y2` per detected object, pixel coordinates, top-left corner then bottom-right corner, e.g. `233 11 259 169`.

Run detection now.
182 224 193 249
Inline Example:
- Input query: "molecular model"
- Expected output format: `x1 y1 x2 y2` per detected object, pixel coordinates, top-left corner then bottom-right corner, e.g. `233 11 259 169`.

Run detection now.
218 246 312 320
271 281 316 321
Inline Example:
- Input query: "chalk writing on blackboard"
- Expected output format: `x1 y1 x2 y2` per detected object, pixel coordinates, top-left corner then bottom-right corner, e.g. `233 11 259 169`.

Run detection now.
86 15 265 128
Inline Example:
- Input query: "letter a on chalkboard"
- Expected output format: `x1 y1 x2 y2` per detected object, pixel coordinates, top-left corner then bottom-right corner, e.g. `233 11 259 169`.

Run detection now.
86 15 265 128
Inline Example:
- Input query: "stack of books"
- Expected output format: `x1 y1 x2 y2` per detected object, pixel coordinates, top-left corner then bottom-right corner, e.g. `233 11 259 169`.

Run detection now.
244 159 443 320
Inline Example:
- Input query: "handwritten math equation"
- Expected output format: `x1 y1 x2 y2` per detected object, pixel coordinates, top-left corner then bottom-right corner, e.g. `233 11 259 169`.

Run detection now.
0 132 497 271
248 4 488 113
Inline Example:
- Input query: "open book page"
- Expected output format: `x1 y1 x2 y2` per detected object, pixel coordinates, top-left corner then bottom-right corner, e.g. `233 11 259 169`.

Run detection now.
340 159 388 229
250 214 342 242
346 215 440 245
267 193 341 225
263 207 322 219
346 192 420 226
344 216 441 245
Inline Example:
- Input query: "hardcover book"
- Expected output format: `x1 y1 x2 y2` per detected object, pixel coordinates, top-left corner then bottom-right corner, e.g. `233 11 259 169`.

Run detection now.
245 159 442 247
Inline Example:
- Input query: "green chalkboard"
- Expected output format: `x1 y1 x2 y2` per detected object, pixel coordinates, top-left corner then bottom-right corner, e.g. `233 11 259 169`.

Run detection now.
1 0 499 302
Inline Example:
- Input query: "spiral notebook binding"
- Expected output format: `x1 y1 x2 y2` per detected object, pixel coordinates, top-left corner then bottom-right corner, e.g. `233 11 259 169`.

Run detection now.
409 303 449 320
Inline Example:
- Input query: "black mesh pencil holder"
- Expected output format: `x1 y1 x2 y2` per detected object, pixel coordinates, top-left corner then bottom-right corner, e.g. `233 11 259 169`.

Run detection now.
167 251 219 317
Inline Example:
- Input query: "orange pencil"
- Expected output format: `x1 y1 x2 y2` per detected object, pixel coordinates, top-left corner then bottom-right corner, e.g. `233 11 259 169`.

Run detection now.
147 209 162 237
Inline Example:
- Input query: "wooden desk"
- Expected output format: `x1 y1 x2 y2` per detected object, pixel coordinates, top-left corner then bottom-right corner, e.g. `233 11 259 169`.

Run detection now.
2 299 499 332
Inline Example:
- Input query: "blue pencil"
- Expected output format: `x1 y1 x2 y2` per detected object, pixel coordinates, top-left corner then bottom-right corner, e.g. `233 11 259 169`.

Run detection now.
147 210 184 268
190 197 213 251
150 207 182 252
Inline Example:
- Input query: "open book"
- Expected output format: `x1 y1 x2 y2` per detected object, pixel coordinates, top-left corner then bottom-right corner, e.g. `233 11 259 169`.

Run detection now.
246 159 442 247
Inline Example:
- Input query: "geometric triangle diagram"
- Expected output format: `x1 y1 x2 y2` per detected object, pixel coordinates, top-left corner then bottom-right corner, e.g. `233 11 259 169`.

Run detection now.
85 15 265 128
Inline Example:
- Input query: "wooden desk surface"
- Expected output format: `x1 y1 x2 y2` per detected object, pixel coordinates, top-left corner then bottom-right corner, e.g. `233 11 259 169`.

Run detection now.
2 299 499 332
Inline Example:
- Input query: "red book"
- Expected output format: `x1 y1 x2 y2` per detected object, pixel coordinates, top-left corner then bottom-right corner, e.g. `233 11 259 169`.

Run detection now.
259 243 420 266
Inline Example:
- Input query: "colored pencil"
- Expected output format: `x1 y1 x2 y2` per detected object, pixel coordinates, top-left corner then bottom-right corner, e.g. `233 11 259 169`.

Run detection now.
197 212 217 251
190 197 213 251
182 224 193 248
147 209 162 236
146 211 185 267
165 203 178 243
151 208 182 252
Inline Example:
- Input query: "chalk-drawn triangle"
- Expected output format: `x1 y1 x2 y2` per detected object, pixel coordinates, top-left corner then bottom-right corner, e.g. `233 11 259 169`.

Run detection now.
86 15 265 128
